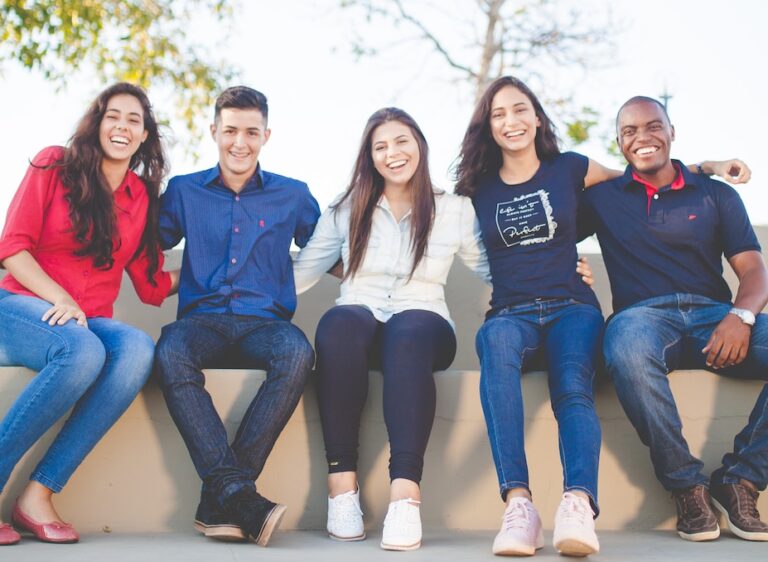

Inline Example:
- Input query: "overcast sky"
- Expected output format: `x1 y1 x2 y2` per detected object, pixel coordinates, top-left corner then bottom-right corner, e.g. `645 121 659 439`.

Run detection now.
1 1 766 234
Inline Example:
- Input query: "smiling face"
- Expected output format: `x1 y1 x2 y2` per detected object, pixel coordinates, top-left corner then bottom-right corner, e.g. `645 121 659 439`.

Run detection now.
370 120 421 189
617 100 676 181
211 107 270 190
98 93 148 167
489 86 540 156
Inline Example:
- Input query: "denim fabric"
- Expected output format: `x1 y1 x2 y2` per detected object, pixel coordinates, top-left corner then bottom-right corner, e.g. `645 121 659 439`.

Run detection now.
314 305 456 483
153 313 314 505
604 293 768 491
476 298 604 513
0 290 154 492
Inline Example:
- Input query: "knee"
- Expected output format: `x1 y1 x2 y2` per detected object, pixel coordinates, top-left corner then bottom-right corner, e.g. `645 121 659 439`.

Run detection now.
603 317 654 374
476 319 523 366
273 325 314 377
316 307 371 351
551 388 595 416
111 330 155 389
52 329 107 389
153 327 193 388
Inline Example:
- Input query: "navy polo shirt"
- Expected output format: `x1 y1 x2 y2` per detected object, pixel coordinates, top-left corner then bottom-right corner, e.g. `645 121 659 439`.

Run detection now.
580 161 761 313
472 151 600 315
160 165 320 319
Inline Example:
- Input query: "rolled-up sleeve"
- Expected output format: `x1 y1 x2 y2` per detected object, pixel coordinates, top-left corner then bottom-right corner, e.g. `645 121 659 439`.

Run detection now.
125 246 172 306
0 148 59 265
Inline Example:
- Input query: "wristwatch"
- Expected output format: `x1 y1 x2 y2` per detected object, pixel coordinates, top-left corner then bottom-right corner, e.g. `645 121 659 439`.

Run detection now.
729 307 756 326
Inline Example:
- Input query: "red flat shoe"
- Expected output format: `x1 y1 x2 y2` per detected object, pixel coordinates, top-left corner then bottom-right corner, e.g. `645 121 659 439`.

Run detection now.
12 502 79 543
0 523 21 545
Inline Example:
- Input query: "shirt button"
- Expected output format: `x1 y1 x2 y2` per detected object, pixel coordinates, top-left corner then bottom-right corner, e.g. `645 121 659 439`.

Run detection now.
231 258 237 264
235 195 240 202
234 226 240 233
653 194 659 200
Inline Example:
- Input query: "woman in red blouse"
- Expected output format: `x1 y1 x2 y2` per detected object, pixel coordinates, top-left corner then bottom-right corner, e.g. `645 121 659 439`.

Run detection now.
0 83 175 545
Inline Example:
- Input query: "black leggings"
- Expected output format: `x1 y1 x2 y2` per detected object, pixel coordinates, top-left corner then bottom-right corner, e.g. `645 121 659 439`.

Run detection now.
315 305 456 483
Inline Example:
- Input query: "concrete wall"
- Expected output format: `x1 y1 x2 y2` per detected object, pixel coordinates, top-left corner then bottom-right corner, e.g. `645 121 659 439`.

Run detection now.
1 227 767 533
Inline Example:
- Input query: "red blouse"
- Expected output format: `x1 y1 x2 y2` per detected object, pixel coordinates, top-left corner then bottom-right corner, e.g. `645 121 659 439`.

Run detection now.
0 146 171 318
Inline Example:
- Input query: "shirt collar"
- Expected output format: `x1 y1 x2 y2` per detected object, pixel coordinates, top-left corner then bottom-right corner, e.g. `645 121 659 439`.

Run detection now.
625 160 689 193
115 169 141 199
204 164 265 192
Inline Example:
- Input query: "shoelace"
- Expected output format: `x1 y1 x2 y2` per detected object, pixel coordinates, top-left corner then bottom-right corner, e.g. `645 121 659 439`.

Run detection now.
735 485 761 520
385 498 420 530
557 493 591 524
332 491 363 522
501 499 531 531
677 487 707 518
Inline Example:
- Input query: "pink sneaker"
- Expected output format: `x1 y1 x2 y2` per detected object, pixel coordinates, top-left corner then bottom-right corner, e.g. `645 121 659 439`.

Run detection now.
553 492 599 556
492 497 544 556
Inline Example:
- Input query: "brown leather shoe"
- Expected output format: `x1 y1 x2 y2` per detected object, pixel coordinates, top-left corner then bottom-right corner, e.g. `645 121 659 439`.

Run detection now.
710 482 768 541
672 485 720 541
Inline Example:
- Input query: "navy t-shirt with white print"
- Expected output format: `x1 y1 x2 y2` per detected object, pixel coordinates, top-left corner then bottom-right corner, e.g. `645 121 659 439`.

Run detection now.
471 151 600 315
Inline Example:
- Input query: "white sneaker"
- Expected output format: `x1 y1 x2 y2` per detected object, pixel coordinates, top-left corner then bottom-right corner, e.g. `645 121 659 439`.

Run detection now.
327 489 365 541
492 497 544 556
553 492 599 556
380 498 422 551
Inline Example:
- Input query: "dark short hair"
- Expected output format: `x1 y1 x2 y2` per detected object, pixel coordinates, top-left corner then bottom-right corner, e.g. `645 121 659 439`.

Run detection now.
214 86 268 122
616 96 671 128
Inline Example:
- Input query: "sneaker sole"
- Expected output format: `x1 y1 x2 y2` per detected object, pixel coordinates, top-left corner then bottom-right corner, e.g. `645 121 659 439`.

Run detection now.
380 539 421 551
252 503 287 547
193 520 247 542
329 531 366 542
554 538 599 557
492 544 541 556
677 526 720 542
711 498 768 541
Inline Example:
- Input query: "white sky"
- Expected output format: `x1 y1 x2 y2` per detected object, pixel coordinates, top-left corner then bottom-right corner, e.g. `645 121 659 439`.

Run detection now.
1 0 766 233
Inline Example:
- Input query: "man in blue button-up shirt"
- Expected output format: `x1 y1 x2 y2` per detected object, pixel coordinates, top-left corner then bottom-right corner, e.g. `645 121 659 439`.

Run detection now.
154 86 320 546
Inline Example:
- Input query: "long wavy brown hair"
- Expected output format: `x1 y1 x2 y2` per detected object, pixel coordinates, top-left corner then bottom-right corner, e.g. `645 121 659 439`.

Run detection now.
333 107 435 280
454 76 560 197
55 82 167 282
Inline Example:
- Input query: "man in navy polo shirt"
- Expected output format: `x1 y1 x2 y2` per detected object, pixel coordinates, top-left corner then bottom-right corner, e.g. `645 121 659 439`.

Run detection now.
153 86 320 546
581 96 768 542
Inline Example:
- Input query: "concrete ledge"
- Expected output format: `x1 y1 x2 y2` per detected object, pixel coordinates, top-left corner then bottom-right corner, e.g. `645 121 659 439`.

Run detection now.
1 366 765 532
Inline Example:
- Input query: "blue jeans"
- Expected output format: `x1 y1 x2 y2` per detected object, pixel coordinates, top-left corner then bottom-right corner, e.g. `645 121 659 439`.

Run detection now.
0 290 154 493
477 298 604 513
154 313 314 505
604 294 768 491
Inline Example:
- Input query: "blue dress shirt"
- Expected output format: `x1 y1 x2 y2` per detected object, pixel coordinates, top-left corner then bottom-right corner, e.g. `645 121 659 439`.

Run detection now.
160 165 320 320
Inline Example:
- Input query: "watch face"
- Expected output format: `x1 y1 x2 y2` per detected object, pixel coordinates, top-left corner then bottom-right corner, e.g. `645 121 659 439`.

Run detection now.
731 308 755 325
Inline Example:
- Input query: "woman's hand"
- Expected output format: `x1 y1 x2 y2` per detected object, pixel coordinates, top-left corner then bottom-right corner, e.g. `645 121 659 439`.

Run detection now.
577 257 595 287
42 297 88 327
703 159 752 184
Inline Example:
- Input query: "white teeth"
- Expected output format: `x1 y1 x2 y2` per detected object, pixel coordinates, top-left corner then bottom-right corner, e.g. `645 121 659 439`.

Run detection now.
388 160 407 169
505 130 525 138
110 136 129 145
636 146 658 155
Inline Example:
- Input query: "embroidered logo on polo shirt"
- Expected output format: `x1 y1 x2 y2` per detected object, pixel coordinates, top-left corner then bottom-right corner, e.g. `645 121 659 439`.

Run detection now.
259 219 265 227
688 214 697 221
496 189 557 247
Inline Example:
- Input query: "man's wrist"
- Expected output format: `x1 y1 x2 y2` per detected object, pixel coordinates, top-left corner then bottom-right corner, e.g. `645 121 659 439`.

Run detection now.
729 307 756 326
